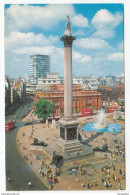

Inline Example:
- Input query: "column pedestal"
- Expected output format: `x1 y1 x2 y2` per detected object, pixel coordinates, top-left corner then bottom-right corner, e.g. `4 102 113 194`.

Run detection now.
54 117 94 162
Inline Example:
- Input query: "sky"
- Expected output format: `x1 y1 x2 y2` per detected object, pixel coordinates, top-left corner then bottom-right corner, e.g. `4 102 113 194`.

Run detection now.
4 4 124 78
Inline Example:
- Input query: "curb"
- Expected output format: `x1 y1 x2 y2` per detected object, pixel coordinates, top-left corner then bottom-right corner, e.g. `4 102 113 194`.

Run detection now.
16 129 50 190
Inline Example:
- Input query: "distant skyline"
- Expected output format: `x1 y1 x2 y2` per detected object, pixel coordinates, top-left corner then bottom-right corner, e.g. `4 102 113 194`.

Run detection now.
5 4 124 78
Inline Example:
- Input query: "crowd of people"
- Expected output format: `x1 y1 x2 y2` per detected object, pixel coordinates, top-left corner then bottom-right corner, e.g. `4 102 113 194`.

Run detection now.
38 162 61 190
71 159 125 190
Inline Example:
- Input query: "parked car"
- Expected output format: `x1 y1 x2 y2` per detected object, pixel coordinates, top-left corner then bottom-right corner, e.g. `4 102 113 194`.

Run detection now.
24 122 33 126
24 123 29 126
37 120 44 123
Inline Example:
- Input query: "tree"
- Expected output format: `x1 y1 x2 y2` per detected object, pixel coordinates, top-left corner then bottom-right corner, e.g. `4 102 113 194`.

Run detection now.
34 99 53 121
75 109 80 114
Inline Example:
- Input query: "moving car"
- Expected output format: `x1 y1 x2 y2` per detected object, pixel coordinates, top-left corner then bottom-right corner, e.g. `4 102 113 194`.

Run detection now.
5 121 15 131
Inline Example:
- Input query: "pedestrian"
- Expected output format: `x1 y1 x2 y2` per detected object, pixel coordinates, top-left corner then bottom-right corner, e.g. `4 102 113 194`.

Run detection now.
92 166 95 172
31 161 32 165
27 183 29 188
8 177 11 182
95 181 98 187
28 182 32 187
39 168 42 174
119 169 122 175
106 182 109 189
113 165 116 171
49 181 53 190
81 181 84 188
119 186 123 190
102 177 104 183
113 174 115 180
81 169 84 176
90 183 92 188
72 169 77 176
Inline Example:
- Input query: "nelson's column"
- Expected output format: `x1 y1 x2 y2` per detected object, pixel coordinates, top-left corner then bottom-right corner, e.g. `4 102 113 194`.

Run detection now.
51 16 93 162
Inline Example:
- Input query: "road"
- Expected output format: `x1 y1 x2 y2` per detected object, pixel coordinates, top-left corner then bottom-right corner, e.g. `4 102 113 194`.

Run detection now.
5 100 49 191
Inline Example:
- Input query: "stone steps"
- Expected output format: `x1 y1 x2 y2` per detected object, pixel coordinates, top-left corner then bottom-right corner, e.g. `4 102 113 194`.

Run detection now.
63 151 95 162
44 145 54 157
44 138 94 163
51 143 63 154
56 138 81 148
64 144 85 152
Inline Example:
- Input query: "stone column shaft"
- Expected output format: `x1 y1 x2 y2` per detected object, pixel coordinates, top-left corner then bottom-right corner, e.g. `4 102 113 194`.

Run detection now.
64 46 72 117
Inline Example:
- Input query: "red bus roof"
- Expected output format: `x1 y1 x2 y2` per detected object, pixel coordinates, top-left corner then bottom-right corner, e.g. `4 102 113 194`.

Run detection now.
82 108 92 112
107 107 117 109
5 121 14 125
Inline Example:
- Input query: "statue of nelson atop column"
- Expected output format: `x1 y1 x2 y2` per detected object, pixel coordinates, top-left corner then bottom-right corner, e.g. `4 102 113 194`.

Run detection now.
66 15 71 30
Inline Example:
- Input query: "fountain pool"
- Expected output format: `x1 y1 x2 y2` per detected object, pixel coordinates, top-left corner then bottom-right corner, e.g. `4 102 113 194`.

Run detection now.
81 123 122 133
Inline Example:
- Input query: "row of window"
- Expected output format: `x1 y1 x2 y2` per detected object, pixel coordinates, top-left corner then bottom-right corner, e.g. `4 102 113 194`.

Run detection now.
73 91 98 95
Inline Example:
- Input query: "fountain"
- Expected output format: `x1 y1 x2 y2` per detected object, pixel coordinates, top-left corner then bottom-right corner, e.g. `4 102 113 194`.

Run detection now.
95 109 107 129
81 109 122 133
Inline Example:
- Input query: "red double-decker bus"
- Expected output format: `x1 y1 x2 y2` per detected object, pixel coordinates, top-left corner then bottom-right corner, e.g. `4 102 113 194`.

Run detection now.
5 121 15 131
81 108 93 117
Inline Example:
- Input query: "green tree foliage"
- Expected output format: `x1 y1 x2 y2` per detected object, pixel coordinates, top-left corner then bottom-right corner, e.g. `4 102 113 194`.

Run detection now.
75 109 80 114
118 101 124 106
34 99 53 121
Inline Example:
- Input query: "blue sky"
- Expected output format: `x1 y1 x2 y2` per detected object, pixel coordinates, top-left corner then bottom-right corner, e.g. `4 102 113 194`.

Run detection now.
4 4 124 78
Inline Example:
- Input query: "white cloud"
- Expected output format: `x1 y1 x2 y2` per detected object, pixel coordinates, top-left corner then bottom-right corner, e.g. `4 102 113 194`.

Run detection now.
73 29 86 36
118 41 124 51
13 46 62 56
5 4 89 36
108 52 124 62
72 14 89 28
5 31 59 50
4 5 124 77
92 29 115 39
5 4 75 34
74 37 110 50
91 9 123 39
5 31 63 77
73 51 92 63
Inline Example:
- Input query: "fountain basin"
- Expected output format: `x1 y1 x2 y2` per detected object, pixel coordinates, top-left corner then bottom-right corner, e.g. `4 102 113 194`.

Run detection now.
81 123 122 133
95 124 107 129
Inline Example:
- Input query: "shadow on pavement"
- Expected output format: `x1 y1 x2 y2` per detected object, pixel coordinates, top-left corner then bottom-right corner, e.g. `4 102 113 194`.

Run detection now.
82 132 103 145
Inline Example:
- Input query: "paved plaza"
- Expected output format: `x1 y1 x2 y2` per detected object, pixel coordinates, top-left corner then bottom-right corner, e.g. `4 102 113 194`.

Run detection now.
16 110 126 191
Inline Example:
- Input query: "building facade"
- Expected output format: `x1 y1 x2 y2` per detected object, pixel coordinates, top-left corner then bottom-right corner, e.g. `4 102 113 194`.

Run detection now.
5 78 26 111
36 73 63 90
29 54 50 84
5 78 10 110
33 84 101 116
12 79 26 103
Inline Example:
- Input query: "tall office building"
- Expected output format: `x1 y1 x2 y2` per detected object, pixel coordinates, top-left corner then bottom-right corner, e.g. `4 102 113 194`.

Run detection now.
29 54 50 84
